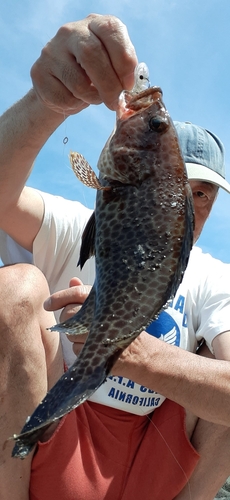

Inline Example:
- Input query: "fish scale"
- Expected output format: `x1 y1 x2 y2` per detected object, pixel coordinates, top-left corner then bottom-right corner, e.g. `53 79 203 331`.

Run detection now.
11 85 194 459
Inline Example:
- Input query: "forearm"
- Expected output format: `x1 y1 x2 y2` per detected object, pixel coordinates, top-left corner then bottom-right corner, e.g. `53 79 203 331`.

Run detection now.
0 89 64 208
0 15 137 221
0 86 89 227
113 332 230 426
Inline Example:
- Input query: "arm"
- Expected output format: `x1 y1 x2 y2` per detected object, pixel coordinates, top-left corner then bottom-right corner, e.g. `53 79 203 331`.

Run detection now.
113 330 230 427
0 92 65 251
0 14 137 252
46 282 230 427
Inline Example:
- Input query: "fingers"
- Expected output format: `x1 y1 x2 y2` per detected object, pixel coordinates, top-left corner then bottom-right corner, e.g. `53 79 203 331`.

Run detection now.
83 14 138 108
68 277 83 287
44 280 91 312
58 277 87 321
67 332 88 356
59 303 82 323
31 14 138 113
31 42 93 115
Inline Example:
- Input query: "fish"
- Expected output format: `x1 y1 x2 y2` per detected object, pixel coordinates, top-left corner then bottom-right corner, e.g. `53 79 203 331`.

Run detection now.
11 80 194 459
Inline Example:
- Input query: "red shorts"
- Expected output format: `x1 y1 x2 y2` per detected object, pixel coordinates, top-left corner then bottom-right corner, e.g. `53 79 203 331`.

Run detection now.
30 399 199 500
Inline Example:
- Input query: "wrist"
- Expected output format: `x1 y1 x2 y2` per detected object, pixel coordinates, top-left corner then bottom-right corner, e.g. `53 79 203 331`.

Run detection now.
112 331 158 381
26 88 66 128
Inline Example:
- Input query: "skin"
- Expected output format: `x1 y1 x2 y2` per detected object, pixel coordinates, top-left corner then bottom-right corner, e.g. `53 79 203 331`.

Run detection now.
190 180 218 242
0 14 137 252
0 13 230 500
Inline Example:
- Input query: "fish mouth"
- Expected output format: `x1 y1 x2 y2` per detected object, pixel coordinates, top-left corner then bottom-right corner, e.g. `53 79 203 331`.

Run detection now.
118 86 163 119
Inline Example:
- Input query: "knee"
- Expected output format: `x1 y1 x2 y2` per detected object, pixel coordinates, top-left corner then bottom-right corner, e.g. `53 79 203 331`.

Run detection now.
0 265 52 389
0 263 49 305
0 263 50 331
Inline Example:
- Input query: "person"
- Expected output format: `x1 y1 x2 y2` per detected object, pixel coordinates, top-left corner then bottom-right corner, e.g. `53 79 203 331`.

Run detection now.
0 13 230 500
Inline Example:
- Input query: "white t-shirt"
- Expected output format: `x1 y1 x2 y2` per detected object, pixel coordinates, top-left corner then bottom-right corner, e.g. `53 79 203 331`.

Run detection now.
0 190 95 365
1 189 230 415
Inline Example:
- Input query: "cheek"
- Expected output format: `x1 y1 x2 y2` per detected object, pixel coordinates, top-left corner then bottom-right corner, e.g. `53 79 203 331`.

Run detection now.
193 223 204 242
193 208 210 241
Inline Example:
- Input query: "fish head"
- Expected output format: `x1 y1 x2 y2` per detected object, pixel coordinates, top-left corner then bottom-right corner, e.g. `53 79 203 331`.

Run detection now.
97 86 185 187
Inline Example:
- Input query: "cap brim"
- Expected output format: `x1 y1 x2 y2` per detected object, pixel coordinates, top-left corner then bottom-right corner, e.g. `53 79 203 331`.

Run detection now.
186 163 230 194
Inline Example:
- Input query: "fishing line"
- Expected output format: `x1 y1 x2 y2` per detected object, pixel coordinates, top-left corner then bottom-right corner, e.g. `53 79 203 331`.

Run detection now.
142 407 193 500
60 111 92 209
62 110 69 150
61 115 74 184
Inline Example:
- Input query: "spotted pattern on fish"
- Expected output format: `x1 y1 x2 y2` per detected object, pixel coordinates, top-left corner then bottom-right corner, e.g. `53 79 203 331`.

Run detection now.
11 86 194 458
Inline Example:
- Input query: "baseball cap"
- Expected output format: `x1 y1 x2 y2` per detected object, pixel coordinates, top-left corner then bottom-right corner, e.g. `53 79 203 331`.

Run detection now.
174 121 230 194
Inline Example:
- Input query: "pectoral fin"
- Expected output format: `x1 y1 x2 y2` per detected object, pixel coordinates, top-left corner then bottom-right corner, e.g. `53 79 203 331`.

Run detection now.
70 151 108 191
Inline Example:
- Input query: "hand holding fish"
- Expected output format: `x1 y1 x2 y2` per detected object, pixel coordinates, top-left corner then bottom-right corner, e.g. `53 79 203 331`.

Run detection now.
45 279 150 363
111 330 152 378
31 14 138 113
44 277 91 322
44 277 90 356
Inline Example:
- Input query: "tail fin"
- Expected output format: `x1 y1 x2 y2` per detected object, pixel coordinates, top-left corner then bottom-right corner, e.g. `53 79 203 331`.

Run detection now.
12 357 108 459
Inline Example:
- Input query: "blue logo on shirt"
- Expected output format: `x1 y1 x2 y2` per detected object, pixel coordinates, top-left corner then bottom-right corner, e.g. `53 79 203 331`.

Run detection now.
146 310 180 346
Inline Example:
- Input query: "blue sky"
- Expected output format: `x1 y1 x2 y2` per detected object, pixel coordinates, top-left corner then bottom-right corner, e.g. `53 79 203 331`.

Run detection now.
1 0 230 262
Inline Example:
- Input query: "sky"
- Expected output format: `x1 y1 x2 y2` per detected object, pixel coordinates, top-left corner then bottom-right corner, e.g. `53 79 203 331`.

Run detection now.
1 0 230 263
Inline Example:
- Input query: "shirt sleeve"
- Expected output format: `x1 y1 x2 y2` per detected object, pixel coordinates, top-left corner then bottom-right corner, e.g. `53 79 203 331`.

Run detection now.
0 229 33 265
193 250 230 351
0 188 94 292
33 190 94 292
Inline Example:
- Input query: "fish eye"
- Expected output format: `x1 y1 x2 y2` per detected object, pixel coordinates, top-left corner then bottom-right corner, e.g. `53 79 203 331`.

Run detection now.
149 116 168 132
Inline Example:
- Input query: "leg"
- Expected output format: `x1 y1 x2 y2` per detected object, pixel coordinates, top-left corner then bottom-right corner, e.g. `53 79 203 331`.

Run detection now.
175 344 230 500
0 264 63 500
175 418 230 500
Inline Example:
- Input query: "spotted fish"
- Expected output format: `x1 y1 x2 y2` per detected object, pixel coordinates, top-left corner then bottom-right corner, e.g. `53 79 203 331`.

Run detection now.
11 83 194 458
